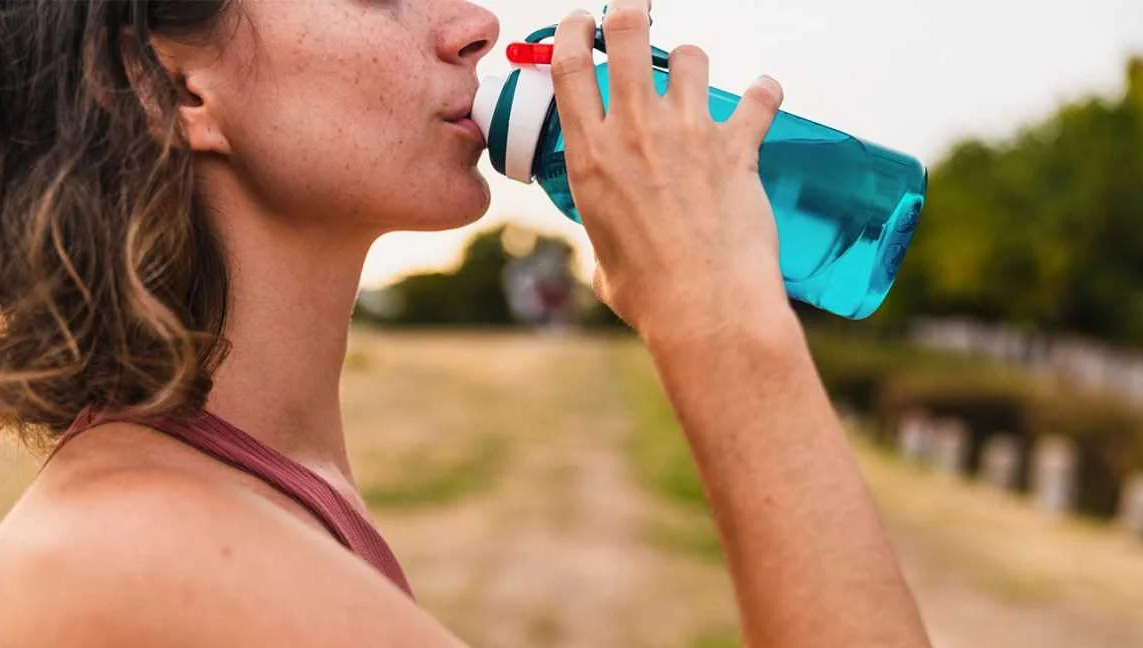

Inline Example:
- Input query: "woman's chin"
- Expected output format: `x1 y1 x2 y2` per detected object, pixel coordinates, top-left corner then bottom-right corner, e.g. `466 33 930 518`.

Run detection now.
452 174 493 226
414 177 491 232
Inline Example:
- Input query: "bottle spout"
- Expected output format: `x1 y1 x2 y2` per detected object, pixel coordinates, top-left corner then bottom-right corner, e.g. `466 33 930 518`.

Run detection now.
473 67 555 184
472 75 507 146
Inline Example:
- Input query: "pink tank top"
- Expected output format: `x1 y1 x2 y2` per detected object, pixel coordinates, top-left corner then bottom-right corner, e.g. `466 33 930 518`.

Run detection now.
53 406 414 598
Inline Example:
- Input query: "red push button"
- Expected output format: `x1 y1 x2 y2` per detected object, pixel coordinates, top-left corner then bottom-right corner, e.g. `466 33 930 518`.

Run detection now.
506 43 554 65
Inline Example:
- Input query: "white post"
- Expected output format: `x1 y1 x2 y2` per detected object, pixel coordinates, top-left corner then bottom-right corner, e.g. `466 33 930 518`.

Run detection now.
897 411 933 464
932 419 970 477
981 434 1023 492
1117 473 1143 536
1032 436 1077 516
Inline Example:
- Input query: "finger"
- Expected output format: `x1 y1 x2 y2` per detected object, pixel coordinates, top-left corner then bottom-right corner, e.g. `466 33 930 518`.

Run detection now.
666 45 711 117
552 10 605 139
601 0 655 113
727 75 784 151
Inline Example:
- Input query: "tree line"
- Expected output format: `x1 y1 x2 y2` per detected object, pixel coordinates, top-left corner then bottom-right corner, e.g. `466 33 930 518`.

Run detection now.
882 58 1143 345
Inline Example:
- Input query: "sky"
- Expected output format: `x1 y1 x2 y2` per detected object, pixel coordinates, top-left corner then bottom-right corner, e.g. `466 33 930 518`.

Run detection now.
360 0 1143 288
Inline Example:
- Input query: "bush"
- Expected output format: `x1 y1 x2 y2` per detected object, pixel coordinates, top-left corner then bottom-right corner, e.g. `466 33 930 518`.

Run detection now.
877 369 1034 476
808 332 1013 416
879 369 1030 433
1028 390 1143 516
809 328 1143 518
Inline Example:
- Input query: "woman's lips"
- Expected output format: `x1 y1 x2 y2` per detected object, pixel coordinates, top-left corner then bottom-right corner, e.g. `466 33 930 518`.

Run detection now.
447 117 486 148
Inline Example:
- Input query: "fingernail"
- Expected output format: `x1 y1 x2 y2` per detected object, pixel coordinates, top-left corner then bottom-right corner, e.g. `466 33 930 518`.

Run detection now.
602 2 651 15
754 75 782 95
570 8 592 16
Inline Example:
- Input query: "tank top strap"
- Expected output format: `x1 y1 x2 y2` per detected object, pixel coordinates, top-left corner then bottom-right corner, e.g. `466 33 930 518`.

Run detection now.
53 405 414 599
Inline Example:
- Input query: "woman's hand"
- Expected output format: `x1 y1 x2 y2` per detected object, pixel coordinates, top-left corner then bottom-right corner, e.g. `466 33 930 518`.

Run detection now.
551 0 791 343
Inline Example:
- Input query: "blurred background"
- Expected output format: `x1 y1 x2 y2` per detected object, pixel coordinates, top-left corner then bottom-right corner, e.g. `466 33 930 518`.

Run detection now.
5 1 1143 646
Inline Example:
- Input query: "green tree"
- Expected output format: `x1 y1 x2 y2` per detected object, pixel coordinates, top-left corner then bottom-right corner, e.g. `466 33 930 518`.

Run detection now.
887 56 1143 345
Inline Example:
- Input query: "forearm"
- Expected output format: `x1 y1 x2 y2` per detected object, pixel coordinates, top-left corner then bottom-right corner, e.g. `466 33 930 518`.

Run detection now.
641 306 931 648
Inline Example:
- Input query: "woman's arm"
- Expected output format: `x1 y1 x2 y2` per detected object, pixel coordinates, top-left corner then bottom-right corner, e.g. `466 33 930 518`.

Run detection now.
549 2 931 646
643 311 931 648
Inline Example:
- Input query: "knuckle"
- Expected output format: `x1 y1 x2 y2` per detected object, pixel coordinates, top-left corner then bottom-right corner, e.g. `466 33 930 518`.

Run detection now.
649 115 676 142
566 142 605 178
603 6 649 33
618 116 655 151
682 118 712 144
727 134 762 167
568 158 601 182
550 52 593 80
616 127 641 152
676 105 712 133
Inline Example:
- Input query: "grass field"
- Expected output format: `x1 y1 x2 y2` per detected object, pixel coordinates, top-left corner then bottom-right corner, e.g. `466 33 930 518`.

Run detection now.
4 328 1143 647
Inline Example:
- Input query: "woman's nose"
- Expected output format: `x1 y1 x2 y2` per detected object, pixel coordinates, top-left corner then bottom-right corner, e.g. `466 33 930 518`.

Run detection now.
437 2 501 68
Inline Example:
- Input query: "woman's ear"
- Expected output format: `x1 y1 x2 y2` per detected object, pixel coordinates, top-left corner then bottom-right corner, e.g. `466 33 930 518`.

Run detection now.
137 34 232 156
172 72 232 156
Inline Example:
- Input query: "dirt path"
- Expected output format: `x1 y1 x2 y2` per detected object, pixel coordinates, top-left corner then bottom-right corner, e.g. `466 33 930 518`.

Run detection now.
343 331 739 648
858 442 1143 648
343 332 650 647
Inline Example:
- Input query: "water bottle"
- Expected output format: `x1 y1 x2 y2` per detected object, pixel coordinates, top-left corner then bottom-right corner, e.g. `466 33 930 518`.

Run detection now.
471 23 927 320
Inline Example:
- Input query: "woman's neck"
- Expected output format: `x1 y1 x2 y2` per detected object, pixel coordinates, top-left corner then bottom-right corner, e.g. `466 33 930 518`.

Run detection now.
203 184 377 483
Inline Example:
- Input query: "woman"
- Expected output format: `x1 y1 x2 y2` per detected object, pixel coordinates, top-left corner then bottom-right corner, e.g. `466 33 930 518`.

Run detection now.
0 0 931 645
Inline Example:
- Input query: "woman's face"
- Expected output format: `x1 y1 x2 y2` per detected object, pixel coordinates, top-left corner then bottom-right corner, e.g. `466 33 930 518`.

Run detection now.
199 0 500 235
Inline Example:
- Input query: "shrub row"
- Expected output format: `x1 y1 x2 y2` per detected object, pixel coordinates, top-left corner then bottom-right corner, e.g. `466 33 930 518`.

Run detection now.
808 330 1143 517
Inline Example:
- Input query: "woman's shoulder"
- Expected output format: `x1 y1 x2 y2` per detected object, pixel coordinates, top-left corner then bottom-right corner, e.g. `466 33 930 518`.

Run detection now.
0 421 442 648
0 419 292 549
0 423 284 638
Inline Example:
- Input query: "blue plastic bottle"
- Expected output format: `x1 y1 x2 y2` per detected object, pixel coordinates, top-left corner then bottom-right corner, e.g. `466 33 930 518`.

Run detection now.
472 33 927 320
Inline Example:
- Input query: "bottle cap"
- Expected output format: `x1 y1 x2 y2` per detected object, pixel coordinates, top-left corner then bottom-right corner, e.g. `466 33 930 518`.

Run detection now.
472 46 557 184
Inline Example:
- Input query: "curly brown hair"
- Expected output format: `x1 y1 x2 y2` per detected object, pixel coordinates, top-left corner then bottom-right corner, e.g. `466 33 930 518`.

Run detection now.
0 1 237 449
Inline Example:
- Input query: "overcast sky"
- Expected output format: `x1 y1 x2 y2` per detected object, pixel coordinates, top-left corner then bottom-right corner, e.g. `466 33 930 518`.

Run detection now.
361 0 1143 288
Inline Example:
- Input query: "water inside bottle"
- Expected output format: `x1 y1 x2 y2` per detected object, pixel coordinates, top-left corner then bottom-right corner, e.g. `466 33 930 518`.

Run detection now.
535 138 917 282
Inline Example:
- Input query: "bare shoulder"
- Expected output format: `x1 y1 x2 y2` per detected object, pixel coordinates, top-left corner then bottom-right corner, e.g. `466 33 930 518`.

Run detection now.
0 422 464 648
